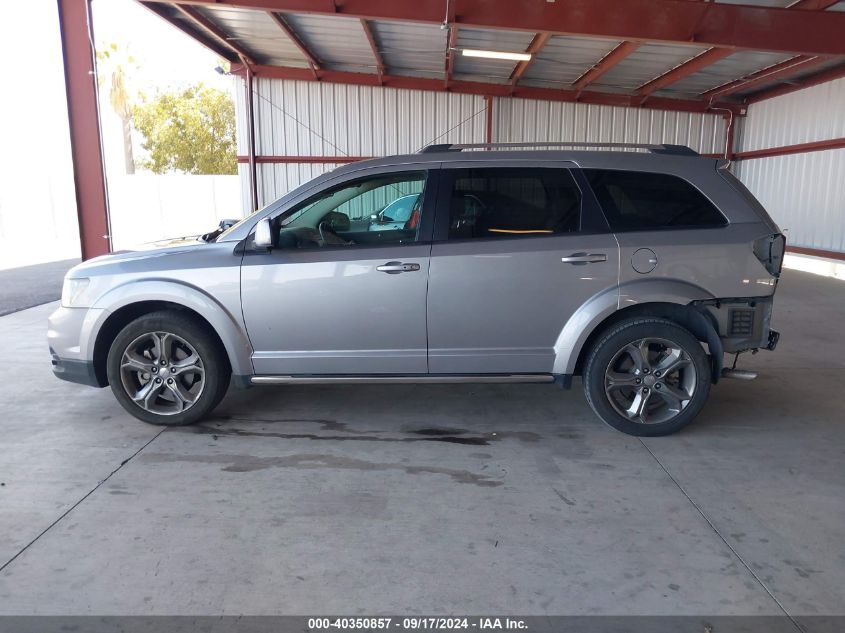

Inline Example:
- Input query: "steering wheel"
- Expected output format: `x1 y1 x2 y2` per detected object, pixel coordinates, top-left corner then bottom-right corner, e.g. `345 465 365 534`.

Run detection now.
317 221 351 247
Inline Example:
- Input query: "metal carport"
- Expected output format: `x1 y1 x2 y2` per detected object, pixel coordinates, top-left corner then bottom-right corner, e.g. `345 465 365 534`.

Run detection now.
58 0 845 260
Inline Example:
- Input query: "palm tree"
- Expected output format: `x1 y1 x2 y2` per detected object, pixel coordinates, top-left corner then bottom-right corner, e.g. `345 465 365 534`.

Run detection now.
96 43 136 175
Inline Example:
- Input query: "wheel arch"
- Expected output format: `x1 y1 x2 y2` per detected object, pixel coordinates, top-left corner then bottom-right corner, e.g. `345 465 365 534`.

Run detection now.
554 279 724 383
89 281 253 386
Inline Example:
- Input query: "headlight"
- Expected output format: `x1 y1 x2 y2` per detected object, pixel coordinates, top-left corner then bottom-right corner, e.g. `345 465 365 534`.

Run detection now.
61 278 91 308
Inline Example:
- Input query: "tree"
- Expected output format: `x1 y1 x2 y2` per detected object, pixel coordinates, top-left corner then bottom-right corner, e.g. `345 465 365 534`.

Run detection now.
96 42 137 175
132 84 237 175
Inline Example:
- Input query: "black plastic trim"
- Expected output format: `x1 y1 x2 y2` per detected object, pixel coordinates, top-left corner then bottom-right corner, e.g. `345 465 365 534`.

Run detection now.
51 356 104 388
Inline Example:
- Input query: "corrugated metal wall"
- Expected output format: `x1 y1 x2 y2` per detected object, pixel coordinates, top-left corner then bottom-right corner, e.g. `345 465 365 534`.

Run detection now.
493 98 727 153
735 77 845 253
236 78 728 211
244 78 486 208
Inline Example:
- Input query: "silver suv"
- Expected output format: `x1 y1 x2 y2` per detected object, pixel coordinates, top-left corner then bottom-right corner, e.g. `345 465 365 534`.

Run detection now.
48 143 783 436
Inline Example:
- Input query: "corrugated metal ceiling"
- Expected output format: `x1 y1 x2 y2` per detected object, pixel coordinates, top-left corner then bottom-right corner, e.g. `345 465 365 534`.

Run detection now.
521 36 621 88
281 14 376 74
593 43 708 93
453 28 535 84
656 51 794 98
196 6 309 67
155 2 845 106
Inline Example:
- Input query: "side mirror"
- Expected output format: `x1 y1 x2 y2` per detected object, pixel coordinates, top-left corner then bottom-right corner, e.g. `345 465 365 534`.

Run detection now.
254 218 273 248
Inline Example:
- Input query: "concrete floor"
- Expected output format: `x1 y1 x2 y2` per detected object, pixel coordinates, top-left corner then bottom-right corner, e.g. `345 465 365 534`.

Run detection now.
0 269 843 623
0 258 79 317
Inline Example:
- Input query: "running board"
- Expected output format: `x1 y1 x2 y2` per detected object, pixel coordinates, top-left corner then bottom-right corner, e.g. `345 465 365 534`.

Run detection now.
251 374 555 385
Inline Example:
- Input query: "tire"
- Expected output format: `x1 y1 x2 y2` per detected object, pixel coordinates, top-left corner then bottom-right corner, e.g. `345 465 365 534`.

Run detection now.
583 318 711 437
106 310 231 426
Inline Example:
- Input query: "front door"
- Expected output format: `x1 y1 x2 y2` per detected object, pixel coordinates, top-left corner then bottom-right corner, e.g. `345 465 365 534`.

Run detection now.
426 163 619 374
241 169 434 375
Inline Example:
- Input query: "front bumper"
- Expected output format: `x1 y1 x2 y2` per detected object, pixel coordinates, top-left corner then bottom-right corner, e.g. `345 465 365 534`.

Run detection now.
47 305 107 387
50 354 102 387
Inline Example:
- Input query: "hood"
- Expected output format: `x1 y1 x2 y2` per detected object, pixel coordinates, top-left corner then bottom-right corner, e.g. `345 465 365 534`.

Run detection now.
69 236 211 276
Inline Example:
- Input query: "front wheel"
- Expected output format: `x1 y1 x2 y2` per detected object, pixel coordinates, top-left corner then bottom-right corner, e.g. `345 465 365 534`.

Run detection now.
583 318 711 436
106 311 230 426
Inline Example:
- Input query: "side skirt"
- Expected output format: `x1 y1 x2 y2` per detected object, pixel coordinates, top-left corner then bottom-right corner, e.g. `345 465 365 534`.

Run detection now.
250 374 556 385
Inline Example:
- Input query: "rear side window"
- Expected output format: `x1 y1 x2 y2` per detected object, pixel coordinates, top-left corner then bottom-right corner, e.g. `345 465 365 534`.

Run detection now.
584 169 726 231
445 167 581 240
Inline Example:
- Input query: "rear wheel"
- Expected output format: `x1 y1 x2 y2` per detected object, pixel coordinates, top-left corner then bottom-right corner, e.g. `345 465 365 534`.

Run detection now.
106 311 230 426
583 318 711 436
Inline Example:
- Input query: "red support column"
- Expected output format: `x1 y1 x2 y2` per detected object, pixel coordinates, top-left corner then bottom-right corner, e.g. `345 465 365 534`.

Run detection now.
724 113 735 161
245 66 260 212
57 0 111 260
484 95 494 145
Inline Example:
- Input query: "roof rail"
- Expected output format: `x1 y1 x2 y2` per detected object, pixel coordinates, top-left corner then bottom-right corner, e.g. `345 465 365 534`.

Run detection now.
418 141 699 156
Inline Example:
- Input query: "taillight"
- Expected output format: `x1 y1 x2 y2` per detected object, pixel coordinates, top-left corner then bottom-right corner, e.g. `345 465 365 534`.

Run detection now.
753 233 786 277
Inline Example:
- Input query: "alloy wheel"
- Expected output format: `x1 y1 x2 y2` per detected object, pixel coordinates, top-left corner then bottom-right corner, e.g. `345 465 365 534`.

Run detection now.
604 337 697 425
119 331 205 415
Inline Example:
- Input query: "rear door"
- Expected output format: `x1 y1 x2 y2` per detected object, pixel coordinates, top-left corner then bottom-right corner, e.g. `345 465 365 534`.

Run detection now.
426 162 619 374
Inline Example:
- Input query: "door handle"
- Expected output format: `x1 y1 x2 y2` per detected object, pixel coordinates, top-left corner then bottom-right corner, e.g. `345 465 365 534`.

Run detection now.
376 261 421 274
561 253 607 265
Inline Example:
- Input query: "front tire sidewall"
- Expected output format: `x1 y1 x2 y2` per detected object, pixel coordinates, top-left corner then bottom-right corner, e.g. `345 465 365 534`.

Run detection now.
584 319 711 437
106 312 229 426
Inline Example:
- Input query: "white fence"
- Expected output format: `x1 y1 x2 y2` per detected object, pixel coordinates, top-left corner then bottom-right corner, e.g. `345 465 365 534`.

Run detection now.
0 174 241 269
107 174 242 251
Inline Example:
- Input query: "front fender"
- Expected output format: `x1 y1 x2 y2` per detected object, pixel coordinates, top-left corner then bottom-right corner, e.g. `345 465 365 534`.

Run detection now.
88 279 253 376
553 278 716 375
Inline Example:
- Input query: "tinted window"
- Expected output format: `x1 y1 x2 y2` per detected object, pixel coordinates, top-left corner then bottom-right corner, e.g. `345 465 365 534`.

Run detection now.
272 172 426 249
446 168 581 240
584 170 726 231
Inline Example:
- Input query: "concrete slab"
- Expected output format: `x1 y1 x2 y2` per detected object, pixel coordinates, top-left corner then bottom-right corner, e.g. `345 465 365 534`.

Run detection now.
0 270 842 620
0 259 79 317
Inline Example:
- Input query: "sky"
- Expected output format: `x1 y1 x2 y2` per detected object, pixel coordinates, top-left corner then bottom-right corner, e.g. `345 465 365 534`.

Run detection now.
91 0 232 93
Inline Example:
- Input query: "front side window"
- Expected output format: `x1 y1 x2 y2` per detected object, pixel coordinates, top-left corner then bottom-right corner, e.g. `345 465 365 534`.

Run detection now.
584 169 727 231
445 168 581 240
272 171 426 249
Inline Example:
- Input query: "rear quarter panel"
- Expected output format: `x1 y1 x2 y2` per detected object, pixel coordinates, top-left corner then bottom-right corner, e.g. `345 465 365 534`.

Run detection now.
616 222 779 304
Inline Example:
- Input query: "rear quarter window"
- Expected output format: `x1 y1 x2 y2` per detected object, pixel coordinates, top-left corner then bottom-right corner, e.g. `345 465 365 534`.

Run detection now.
584 169 727 231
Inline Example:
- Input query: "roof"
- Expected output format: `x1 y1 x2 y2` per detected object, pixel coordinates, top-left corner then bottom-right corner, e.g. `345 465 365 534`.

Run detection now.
139 0 845 113
325 148 721 173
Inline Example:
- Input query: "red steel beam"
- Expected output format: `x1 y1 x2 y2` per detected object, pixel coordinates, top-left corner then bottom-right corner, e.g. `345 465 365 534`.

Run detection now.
231 63 745 114
637 48 735 97
57 0 111 260
509 32 552 86
637 0 832 98
266 11 320 78
733 137 845 160
572 41 640 91
745 63 845 103
147 0 845 57
360 18 384 83
172 4 257 64
786 245 845 261
701 55 830 100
